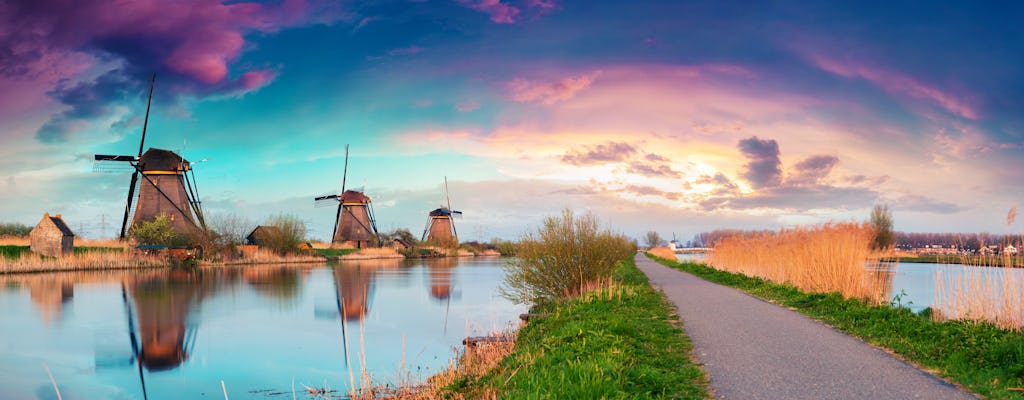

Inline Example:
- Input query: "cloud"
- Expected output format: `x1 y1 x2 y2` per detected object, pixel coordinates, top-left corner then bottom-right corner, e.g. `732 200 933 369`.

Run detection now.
560 141 636 165
891 194 964 214
807 54 979 120
737 136 782 189
508 71 601 105
624 160 680 179
460 0 520 24
788 154 838 186
455 100 481 112
0 0 345 142
623 184 682 201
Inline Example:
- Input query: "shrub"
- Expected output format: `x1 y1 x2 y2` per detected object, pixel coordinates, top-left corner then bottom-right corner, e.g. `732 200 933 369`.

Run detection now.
261 214 307 255
491 238 517 256
643 230 664 248
0 222 31 237
501 209 635 304
130 214 186 247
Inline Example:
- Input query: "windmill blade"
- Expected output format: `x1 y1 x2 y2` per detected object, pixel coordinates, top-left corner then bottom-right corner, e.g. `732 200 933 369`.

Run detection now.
315 194 340 201
93 160 137 173
137 75 155 159
451 211 463 219
95 154 138 162
119 172 140 239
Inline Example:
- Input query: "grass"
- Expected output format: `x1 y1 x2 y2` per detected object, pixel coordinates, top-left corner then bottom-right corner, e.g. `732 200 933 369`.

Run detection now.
448 257 709 399
312 248 360 258
885 254 1024 268
650 255 1024 400
709 222 883 302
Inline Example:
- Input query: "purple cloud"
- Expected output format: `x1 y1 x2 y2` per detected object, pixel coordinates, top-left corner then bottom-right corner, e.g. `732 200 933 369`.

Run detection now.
508 71 601 105
0 0 344 142
460 0 520 24
561 141 637 165
737 136 782 189
788 154 838 186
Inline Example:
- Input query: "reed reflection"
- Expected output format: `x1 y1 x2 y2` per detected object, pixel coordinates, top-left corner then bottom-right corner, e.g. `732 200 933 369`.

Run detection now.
242 265 308 306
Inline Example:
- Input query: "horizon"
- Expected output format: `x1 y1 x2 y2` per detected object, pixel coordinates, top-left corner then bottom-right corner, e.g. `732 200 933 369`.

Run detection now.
2 1 1023 242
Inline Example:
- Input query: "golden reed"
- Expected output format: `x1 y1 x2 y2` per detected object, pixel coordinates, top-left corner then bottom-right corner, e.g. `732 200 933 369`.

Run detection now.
708 222 885 303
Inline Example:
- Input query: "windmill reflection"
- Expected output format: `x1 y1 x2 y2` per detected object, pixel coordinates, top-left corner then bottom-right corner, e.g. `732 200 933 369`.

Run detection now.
123 269 201 374
426 257 458 301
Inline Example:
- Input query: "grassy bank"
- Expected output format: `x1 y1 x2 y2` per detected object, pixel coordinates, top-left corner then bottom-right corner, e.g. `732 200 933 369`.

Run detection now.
448 257 709 399
649 255 1024 400
883 254 1024 268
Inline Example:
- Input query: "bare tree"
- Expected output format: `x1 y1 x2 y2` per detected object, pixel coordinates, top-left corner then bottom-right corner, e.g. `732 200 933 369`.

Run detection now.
644 231 664 248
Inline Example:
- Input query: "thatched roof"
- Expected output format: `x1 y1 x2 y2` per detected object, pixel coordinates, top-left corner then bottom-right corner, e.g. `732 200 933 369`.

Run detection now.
139 148 188 171
339 190 371 203
36 213 74 236
429 207 453 217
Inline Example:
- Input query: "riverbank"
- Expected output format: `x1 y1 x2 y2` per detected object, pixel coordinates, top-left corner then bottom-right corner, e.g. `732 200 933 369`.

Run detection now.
882 254 1024 268
649 254 1024 399
439 257 709 399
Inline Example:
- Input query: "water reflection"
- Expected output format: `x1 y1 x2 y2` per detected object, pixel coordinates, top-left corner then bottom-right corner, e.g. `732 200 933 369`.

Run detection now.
126 270 201 372
0 259 525 399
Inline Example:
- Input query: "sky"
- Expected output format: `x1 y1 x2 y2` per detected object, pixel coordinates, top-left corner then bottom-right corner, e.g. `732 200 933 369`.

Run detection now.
1 0 1023 242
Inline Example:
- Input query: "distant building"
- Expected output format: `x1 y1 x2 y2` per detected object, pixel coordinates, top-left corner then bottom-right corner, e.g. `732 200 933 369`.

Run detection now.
30 213 75 257
668 240 679 251
1005 245 1018 255
391 238 413 251
246 226 283 246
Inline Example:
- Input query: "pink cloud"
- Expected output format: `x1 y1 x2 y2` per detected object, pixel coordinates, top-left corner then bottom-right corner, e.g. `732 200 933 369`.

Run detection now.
455 100 481 112
508 71 602 104
460 0 521 24
808 54 979 120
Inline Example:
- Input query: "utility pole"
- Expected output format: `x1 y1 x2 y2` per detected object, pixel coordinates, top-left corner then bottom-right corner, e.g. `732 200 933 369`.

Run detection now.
100 213 107 239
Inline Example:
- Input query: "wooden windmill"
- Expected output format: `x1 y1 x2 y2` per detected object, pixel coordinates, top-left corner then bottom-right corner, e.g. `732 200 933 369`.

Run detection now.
422 177 462 246
94 75 207 239
314 145 379 248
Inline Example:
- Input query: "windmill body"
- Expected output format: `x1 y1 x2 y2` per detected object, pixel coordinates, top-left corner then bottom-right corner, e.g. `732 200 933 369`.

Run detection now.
423 177 462 247
334 190 377 248
131 148 201 236
425 207 458 246
94 75 206 241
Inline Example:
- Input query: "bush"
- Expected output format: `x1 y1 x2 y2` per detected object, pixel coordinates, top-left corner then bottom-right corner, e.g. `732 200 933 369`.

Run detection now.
0 222 31 237
130 214 187 247
501 209 635 304
491 238 517 256
261 214 307 255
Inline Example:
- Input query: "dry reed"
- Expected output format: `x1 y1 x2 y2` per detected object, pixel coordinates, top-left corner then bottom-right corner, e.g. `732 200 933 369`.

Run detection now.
709 222 884 302
0 249 167 274
203 248 323 265
339 247 405 260
645 246 676 260
935 263 1024 331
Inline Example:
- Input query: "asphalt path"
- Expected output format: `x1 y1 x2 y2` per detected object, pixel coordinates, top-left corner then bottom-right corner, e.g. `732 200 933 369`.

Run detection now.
635 254 976 400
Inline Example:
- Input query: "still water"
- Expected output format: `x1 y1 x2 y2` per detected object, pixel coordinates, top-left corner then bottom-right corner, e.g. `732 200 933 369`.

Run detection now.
676 253 1023 313
0 257 525 400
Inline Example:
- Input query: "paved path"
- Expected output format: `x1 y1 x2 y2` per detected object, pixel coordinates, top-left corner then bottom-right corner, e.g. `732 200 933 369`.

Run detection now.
634 254 975 400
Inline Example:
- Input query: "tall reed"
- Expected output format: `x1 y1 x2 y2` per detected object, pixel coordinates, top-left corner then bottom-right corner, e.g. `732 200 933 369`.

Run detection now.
935 263 1024 331
709 222 884 302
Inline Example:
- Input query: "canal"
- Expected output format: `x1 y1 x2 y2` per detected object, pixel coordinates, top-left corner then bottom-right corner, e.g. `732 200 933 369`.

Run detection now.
0 257 525 399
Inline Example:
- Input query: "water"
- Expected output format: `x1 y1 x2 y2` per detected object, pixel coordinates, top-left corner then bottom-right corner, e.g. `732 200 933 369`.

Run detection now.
674 252 707 264
677 253 1021 314
871 261 1024 313
0 257 525 399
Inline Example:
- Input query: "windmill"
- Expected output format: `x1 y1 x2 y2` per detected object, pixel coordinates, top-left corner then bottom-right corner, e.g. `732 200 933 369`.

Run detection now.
314 145 379 248
94 75 207 239
422 177 462 246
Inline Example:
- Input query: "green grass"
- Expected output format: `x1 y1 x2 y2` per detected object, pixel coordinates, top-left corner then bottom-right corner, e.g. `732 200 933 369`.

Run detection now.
1 245 30 259
3 245 125 260
451 258 709 399
649 255 1024 400
312 248 359 258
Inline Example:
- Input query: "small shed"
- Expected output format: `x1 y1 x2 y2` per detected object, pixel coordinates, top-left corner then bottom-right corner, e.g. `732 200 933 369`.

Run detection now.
246 225 283 246
391 238 413 251
30 213 75 257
